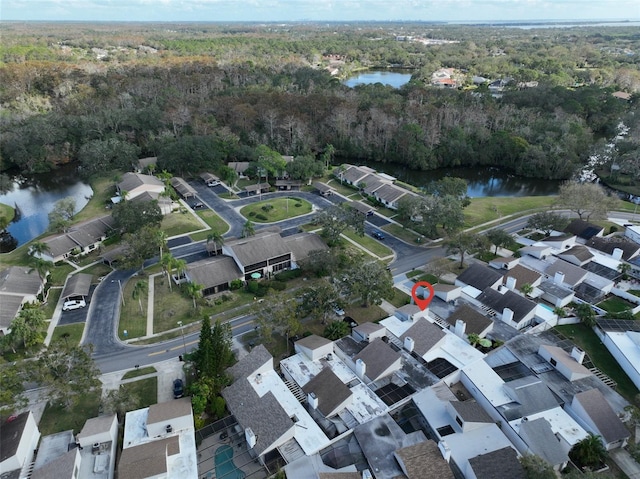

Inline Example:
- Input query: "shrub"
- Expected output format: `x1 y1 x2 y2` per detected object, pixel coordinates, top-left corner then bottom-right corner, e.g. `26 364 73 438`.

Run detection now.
230 279 243 290
609 225 618 234
255 213 268 221
268 281 287 291
248 211 256 217
275 269 302 281
262 204 274 212
295 203 302 207
247 280 259 294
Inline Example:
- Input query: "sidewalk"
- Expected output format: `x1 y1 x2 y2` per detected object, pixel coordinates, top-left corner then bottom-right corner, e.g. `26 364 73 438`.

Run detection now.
610 448 640 479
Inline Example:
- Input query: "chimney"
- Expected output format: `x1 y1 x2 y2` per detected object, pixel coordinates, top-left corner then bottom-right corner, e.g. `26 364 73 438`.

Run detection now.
554 271 565 286
255 373 262 384
438 440 451 462
455 320 466 338
245 428 257 448
612 248 624 260
502 308 514 324
308 392 318 409
356 358 366 380
505 276 517 290
165 425 172 434
404 336 415 353
571 347 585 364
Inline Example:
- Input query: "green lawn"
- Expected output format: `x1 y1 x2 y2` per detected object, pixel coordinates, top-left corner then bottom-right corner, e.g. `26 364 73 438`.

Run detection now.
325 179 360 197
195 210 229 234
42 288 62 318
81 262 114 279
74 172 120 222
39 390 101 436
382 223 424 244
240 198 312 223
0 202 15 223
341 230 393 258
386 289 411 308
121 377 158 408
48 263 76 287
161 210 205 237
345 303 388 324
597 296 637 314
50 323 85 347
122 366 156 379
628 290 640 298
118 275 150 339
464 196 556 228
555 324 639 404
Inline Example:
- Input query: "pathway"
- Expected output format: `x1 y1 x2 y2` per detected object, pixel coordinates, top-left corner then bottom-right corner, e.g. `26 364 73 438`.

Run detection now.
610 448 640 479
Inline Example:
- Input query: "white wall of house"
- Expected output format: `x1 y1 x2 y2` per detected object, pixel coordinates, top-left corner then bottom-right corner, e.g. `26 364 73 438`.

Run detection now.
0 412 40 474
567 400 628 450
600 332 640 390
147 412 193 438
77 415 118 448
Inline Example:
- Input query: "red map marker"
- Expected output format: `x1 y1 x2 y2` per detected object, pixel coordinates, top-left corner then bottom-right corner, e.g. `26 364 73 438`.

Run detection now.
411 281 435 311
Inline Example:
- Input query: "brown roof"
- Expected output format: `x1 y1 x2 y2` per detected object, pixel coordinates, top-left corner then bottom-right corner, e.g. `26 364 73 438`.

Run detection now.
573 388 630 444
559 245 594 263
226 231 290 267
400 319 446 356
354 338 401 381
200 172 219 182
302 367 352 417
394 440 454 479
146 397 192 426
76 414 117 442
468 447 526 479
503 264 542 288
353 322 385 337
32 449 78 479
539 345 592 377
118 436 179 479
445 304 492 336
450 401 492 423
186 256 243 289
0 412 30 462
296 334 332 351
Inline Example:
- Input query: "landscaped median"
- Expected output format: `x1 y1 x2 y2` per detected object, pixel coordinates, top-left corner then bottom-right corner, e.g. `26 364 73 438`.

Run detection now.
341 230 393 259
239 197 312 222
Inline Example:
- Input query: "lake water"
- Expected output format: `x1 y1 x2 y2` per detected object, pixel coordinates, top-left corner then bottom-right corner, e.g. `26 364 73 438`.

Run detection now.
344 70 413 88
350 162 561 197
0 165 93 250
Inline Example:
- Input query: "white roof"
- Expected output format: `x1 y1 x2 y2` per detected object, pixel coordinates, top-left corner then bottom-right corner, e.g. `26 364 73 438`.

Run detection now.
446 424 515 464
250 369 330 454
511 406 588 446
380 315 413 338
589 250 622 270
462 361 512 407
280 352 358 388
605 331 640 380
421 331 485 370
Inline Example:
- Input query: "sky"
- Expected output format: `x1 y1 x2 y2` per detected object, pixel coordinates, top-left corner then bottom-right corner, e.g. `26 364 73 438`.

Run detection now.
2 0 639 23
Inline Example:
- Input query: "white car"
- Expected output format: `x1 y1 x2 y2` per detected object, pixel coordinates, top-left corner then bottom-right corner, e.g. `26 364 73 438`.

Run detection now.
333 307 345 316
62 298 86 311
207 180 221 187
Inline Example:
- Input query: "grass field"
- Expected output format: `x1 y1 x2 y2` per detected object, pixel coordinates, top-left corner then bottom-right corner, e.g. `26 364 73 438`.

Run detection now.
341 230 393 258
240 197 312 223
42 288 62 318
196 210 229 233
74 173 120 222
0 202 15 223
39 391 101 436
161 210 205 237
118 275 150 339
122 366 156 379
121 377 158 409
464 196 556 228
598 296 637 314
386 289 411 308
382 223 423 244
50 323 85 347
556 324 639 404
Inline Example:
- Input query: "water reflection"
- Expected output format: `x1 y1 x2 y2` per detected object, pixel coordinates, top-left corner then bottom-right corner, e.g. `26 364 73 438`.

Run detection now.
0 165 93 249
344 70 413 89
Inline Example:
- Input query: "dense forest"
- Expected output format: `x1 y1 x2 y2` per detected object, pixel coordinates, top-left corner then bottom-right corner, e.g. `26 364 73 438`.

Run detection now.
1 21 639 180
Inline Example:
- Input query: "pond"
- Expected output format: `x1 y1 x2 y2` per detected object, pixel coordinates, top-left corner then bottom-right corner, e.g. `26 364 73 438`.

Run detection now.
344 162 561 198
344 70 413 89
0 164 93 251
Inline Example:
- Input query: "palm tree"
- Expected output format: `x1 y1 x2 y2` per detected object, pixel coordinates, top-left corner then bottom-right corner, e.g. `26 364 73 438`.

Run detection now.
242 220 255 238
29 256 53 286
618 262 631 280
576 303 597 328
160 253 174 291
206 231 224 256
520 283 534 296
569 433 607 470
185 282 203 309
29 241 51 259
553 306 567 318
467 333 481 347
172 258 187 283
156 230 168 259
132 280 147 315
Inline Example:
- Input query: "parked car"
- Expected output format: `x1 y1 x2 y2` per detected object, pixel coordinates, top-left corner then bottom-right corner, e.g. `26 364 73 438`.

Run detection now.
333 307 345 316
343 316 358 328
62 298 86 311
173 379 184 399
189 201 205 209
207 180 221 187
371 231 385 240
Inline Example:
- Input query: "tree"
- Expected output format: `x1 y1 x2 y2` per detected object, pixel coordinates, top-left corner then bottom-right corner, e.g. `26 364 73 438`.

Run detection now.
286 155 325 184
102 386 140 424
520 283 534 296
171 257 188 283
190 315 233 400
519 454 556 479
255 293 301 349
29 241 51 259
0 361 28 418
30 343 101 410
206 231 225 256
113 199 163 234
557 182 616 221
446 233 489 269
618 262 631 280
569 433 607 470
29 256 52 285
576 303 597 327
341 261 393 307
160 252 174 291
527 211 569 236
256 145 287 183
324 320 350 340
424 258 452 281
316 204 364 245
132 280 147 315
185 282 203 309
48 196 76 232
121 225 164 271
299 279 343 325
242 220 255 238
300 248 349 277
428 177 470 206
9 307 46 350
486 228 513 254
321 144 336 169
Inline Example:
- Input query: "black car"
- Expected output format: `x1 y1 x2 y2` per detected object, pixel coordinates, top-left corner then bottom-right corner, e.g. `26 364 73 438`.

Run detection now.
371 231 385 240
343 316 358 328
190 201 205 209
173 379 184 399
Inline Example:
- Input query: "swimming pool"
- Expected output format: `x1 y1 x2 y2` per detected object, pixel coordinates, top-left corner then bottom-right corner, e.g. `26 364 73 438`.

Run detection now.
215 445 245 479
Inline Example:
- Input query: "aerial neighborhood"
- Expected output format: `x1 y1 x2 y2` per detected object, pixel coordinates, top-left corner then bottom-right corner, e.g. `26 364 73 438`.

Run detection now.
2 17 640 479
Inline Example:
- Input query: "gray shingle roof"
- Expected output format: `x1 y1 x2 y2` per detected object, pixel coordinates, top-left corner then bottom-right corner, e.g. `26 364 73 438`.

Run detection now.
283 233 328 262
373 183 408 204
226 232 291 267
503 264 542 288
0 294 24 330
186 256 243 290
348 201 374 215
477 288 536 323
450 401 492 423
76 414 117 443
400 319 446 356
228 161 250 173
559 245 594 263
564 219 604 240
170 177 197 197
573 388 630 444
468 446 526 479
519 418 568 466
0 266 43 296
341 165 369 184
394 440 455 479
0 412 29 462
227 344 272 382
118 172 163 193
587 236 640 260
445 304 493 335
353 338 401 381
502 376 559 420
31 449 77 479
118 436 179 479
61 273 92 299
456 264 503 291
313 182 332 194
295 334 332 352
302 367 352 417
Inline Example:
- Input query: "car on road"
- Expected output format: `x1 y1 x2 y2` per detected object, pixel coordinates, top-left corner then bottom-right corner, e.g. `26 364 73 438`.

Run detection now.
62 298 86 311
371 231 385 240
207 180 221 187
173 379 184 399
189 201 205 209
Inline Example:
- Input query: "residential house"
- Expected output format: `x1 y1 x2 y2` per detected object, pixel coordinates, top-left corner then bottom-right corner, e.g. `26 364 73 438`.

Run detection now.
394 304 422 322
0 411 41 477
537 345 593 382
352 338 402 383
39 215 115 263
544 261 588 289
371 184 409 210
335 165 374 187
223 231 292 279
431 68 459 88
558 245 594 267
540 234 576 251
0 266 46 334
455 264 503 294
445 304 493 339
283 233 329 268
564 219 604 241
117 172 165 200
31 430 81 479
351 322 386 343
228 162 251 177
119 397 197 479
302 368 353 419
519 245 552 260
394 440 455 479
169 177 197 199
185 256 243 296
598 324 640 390
313 182 333 197
432 283 462 303
502 265 542 292
489 256 520 271
537 280 575 308
625 225 640 245
586 236 640 261
348 201 374 216
134 156 158 173
467 447 526 479
294 334 334 361
569 388 629 450
130 191 173 215
476 288 538 330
